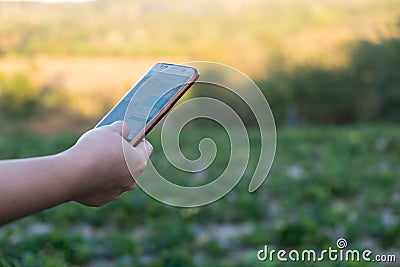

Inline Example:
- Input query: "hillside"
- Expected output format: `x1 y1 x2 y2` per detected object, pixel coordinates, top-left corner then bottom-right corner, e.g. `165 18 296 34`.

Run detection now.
0 0 399 131
1 0 399 72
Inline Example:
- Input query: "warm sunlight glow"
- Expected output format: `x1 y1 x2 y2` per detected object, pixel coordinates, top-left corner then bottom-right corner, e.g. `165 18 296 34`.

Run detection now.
0 0 95 3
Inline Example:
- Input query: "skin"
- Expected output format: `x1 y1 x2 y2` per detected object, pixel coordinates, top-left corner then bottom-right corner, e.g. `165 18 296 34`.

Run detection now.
0 121 153 226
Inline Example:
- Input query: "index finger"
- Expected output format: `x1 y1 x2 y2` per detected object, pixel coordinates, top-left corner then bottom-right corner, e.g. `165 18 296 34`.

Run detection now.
135 139 153 158
109 121 131 139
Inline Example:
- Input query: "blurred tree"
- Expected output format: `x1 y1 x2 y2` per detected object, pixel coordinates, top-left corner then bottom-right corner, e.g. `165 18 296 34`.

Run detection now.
349 37 400 121
0 73 39 120
260 25 400 126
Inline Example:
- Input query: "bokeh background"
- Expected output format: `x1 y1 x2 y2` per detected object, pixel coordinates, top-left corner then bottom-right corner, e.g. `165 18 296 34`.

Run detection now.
0 0 399 266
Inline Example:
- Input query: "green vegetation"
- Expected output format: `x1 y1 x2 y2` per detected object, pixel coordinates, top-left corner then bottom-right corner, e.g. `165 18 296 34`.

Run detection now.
0 126 399 266
1 0 399 127
0 70 89 134
259 32 400 125
1 30 399 130
188 31 400 127
0 73 39 120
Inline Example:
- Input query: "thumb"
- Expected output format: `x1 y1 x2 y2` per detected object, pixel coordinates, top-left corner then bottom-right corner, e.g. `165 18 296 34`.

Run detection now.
109 121 131 139
135 139 153 158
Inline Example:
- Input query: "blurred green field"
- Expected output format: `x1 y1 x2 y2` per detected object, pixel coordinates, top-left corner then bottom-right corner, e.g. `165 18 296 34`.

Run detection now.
0 125 399 266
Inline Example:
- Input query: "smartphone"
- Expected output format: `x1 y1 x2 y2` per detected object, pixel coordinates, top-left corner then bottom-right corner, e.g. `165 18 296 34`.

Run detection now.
95 63 199 145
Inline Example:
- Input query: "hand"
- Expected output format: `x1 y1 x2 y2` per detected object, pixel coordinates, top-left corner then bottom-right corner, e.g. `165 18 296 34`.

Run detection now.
65 121 153 207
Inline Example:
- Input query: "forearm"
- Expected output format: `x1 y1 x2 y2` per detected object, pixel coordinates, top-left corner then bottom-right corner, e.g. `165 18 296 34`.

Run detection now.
0 151 83 225
0 121 151 225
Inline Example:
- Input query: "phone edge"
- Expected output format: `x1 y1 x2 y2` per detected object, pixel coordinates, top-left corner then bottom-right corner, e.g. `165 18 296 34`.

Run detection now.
130 66 200 146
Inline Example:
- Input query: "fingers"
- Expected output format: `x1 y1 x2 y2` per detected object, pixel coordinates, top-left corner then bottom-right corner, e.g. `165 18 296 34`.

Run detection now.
108 121 130 139
121 122 131 139
135 139 153 158
122 139 153 181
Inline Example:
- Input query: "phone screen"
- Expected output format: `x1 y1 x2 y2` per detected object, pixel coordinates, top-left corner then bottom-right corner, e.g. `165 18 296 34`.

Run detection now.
96 63 199 144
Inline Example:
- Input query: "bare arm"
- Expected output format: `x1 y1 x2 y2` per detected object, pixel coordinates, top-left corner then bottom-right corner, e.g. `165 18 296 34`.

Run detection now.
0 121 152 225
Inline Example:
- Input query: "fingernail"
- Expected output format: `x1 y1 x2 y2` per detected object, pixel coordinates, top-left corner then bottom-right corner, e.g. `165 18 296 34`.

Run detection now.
145 140 153 155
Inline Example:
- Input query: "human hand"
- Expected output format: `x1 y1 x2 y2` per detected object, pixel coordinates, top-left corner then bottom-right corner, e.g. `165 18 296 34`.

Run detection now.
65 121 152 207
